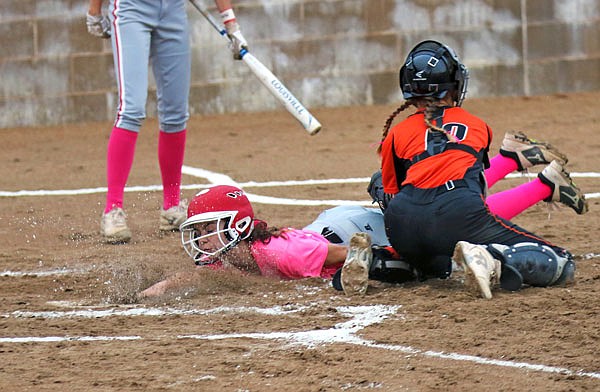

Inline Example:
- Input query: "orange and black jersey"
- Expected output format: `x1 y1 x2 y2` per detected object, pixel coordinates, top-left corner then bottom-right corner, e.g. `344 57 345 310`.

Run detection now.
380 106 492 194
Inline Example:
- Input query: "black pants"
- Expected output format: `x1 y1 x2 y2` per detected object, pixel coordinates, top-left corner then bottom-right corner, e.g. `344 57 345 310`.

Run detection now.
384 185 561 279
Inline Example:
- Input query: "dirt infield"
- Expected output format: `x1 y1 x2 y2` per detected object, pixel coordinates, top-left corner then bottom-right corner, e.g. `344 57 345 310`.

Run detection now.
1 92 599 391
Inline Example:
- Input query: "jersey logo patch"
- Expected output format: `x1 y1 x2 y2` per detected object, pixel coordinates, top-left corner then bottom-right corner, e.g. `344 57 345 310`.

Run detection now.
442 122 468 141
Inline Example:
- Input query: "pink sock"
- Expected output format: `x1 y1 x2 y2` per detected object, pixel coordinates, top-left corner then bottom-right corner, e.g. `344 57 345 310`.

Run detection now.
487 178 552 220
105 127 138 213
485 154 519 188
159 129 186 210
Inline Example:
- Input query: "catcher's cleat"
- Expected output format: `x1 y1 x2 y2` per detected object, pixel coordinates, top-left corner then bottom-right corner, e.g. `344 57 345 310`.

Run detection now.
159 199 188 231
340 232 373 296
452 241 501 300
499 131 568 171
538 160 589 215
101 207 131 244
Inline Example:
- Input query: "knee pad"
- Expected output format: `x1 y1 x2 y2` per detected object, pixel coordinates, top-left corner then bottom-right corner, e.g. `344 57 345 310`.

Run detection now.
488 243 574 289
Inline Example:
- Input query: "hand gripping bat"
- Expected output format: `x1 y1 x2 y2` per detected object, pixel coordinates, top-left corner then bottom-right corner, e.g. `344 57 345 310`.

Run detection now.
188 0 322 135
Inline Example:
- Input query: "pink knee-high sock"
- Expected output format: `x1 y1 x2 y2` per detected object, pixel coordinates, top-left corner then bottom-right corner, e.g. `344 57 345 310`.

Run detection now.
105 127 138 213
158 129 186 210
487 178 552 220
485 154 519 188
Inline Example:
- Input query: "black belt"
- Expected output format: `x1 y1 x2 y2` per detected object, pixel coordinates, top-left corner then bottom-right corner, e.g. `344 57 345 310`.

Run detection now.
402 179 470 196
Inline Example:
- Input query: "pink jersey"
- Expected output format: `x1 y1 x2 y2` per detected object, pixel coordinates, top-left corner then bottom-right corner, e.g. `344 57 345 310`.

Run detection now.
250 229 340 279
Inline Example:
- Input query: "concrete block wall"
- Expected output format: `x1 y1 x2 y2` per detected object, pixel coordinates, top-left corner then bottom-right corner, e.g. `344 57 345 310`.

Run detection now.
1 0 599 128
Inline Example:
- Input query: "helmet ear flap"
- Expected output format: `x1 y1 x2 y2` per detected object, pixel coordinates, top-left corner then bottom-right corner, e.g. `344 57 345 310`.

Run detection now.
398 62 409 95
235 216 254 239
441 43 469 106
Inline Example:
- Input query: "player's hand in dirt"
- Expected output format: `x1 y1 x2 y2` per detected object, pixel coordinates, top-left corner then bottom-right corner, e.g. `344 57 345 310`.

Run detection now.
138 280 169 299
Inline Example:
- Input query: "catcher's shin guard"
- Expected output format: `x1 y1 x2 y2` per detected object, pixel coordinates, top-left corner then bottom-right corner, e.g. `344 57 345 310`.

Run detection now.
487 243 575 291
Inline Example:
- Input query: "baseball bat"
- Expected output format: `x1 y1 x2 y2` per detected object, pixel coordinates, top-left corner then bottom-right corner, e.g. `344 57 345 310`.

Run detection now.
188 0 322 135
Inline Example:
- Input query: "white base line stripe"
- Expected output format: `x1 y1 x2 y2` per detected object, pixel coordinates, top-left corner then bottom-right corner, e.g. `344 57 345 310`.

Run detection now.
2 305 599 380
5 305 307 319
1 268 89 277
0 336 141 343
4 252 599 278
0 166 598 202
366 342 600 380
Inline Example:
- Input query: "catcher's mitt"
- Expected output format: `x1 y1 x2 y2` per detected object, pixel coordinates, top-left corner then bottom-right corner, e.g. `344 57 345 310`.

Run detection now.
367 170 395 212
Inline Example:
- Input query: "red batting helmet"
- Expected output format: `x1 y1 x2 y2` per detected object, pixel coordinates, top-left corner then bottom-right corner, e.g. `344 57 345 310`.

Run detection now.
180 185 255 265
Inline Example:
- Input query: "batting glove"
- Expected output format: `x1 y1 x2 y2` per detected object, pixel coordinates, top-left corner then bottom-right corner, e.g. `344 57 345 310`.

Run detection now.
225 22 248 60
86 12 111 39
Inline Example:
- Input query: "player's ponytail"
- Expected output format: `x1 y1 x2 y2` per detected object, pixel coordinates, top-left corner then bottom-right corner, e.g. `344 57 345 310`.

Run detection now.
377 101 412 154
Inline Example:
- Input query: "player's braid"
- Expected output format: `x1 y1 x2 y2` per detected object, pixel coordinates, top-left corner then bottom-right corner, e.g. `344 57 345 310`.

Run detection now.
377 101 412 153
423 100 460 142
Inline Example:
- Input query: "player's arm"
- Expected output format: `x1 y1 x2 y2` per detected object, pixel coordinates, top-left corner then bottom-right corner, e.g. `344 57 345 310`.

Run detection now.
380 135 401 194
213 0 234 12
88 0 103 15
324 244 348 267
138 270 201 298
213 0 248 59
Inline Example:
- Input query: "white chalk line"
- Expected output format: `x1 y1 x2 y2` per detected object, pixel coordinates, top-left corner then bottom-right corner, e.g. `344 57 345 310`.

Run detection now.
1 267 90 277
1 336 141 343
0 166 598 203
4 304 309 319
1 304 599 381
2 249 599 278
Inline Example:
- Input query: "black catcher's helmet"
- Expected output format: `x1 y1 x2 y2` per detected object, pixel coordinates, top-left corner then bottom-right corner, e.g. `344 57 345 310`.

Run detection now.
399 40 469 106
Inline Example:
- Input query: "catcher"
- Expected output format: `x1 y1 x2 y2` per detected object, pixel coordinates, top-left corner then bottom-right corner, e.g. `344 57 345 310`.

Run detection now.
377 40 588 299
